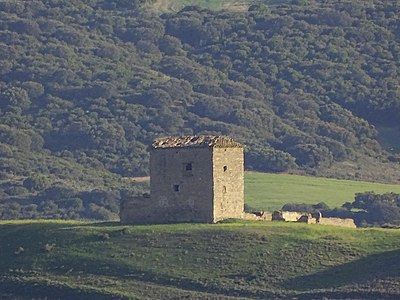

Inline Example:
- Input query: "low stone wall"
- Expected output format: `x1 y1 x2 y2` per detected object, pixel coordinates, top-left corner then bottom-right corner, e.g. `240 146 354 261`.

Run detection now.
121 200 357 228
120 195 214 224
272 211 306 222
297 215 317 224
242 211 272 221
270 211 356 228
120 195 154 225
319 217 356 228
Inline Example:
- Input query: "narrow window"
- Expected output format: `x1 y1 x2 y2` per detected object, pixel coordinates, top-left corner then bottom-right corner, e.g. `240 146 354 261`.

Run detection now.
223 166 228 172
173 185 180 192
222 186 227 193
183 162 193 176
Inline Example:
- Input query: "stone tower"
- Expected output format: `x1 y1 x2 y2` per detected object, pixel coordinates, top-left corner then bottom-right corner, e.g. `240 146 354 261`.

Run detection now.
120 135 244 224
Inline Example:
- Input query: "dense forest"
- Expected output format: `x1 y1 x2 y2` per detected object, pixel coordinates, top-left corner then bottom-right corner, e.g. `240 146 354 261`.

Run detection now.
0 0 399 220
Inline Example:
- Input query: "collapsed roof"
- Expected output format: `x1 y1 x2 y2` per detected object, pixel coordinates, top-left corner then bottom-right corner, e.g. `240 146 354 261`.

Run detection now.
152 135 244 149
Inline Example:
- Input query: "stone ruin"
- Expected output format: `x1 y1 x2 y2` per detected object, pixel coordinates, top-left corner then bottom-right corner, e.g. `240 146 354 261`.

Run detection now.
244 210 356 228
120 135 244 224
120 135 356 228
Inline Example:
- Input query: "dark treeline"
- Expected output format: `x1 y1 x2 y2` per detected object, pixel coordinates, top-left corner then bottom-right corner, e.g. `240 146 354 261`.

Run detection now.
0 0 399 219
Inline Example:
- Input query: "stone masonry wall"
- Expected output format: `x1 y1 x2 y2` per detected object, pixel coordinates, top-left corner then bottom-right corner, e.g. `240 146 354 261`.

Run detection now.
150 147 214 223
319 217 357 228
297 215 318 224
272 211 306 222
120 144 245 224
212 147 244 222
242 211 272 221
120 195 154 224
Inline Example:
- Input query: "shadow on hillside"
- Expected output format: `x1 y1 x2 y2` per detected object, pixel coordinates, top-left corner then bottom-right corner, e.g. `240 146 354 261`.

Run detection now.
294 290 400 300
284 249 400 290
0 221 122 230
79 221 121 227
0 276 125 300
45 254 280 299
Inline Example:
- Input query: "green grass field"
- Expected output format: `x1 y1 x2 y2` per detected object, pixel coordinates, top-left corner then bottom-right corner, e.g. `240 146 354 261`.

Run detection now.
245 172 400 211
0 220 399 299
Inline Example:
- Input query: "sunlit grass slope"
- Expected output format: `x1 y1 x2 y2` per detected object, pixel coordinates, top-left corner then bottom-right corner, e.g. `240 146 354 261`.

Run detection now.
0 220 399 299
245 172 400 211
161 0 237 11
151 0 292 12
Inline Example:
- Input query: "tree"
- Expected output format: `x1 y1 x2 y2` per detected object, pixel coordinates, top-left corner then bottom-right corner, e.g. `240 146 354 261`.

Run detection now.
0 87 31 111
23 175 49 191
350 192 400 225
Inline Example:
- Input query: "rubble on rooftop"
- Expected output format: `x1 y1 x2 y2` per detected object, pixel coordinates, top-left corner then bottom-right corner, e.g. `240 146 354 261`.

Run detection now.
152 135 244 149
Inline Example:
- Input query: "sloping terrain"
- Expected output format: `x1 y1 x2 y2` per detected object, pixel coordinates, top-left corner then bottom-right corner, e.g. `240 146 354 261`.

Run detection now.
0 220 399 299
1 0 399 178
0 0 400 219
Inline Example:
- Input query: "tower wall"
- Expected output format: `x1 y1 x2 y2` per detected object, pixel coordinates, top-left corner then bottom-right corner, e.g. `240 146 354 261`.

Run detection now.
150 147 214 223
212 147 244 222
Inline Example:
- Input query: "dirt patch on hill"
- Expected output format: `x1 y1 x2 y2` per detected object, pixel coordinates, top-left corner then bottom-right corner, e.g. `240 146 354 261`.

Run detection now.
152 0 250 12
125 176 150 183
223 1 249 12
153 0 170 11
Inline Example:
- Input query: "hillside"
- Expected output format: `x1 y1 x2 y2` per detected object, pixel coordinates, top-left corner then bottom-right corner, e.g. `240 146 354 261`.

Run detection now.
0 220 399 299
1 0 400 219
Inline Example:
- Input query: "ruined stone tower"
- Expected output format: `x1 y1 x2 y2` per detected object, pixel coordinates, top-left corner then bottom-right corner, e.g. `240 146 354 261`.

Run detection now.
120 135 244 224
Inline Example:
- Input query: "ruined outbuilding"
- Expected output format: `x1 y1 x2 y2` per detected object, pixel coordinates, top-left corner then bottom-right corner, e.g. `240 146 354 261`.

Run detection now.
271 210 356 228
245 210 356 228
120 135 244 224
121 135 356 228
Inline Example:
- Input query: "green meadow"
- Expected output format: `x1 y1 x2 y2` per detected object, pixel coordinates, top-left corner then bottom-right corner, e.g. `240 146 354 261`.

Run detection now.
0 220 399 299
245 172 400 211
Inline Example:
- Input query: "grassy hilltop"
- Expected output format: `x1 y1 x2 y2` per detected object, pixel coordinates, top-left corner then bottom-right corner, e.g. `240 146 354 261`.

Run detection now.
0 220 399 299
